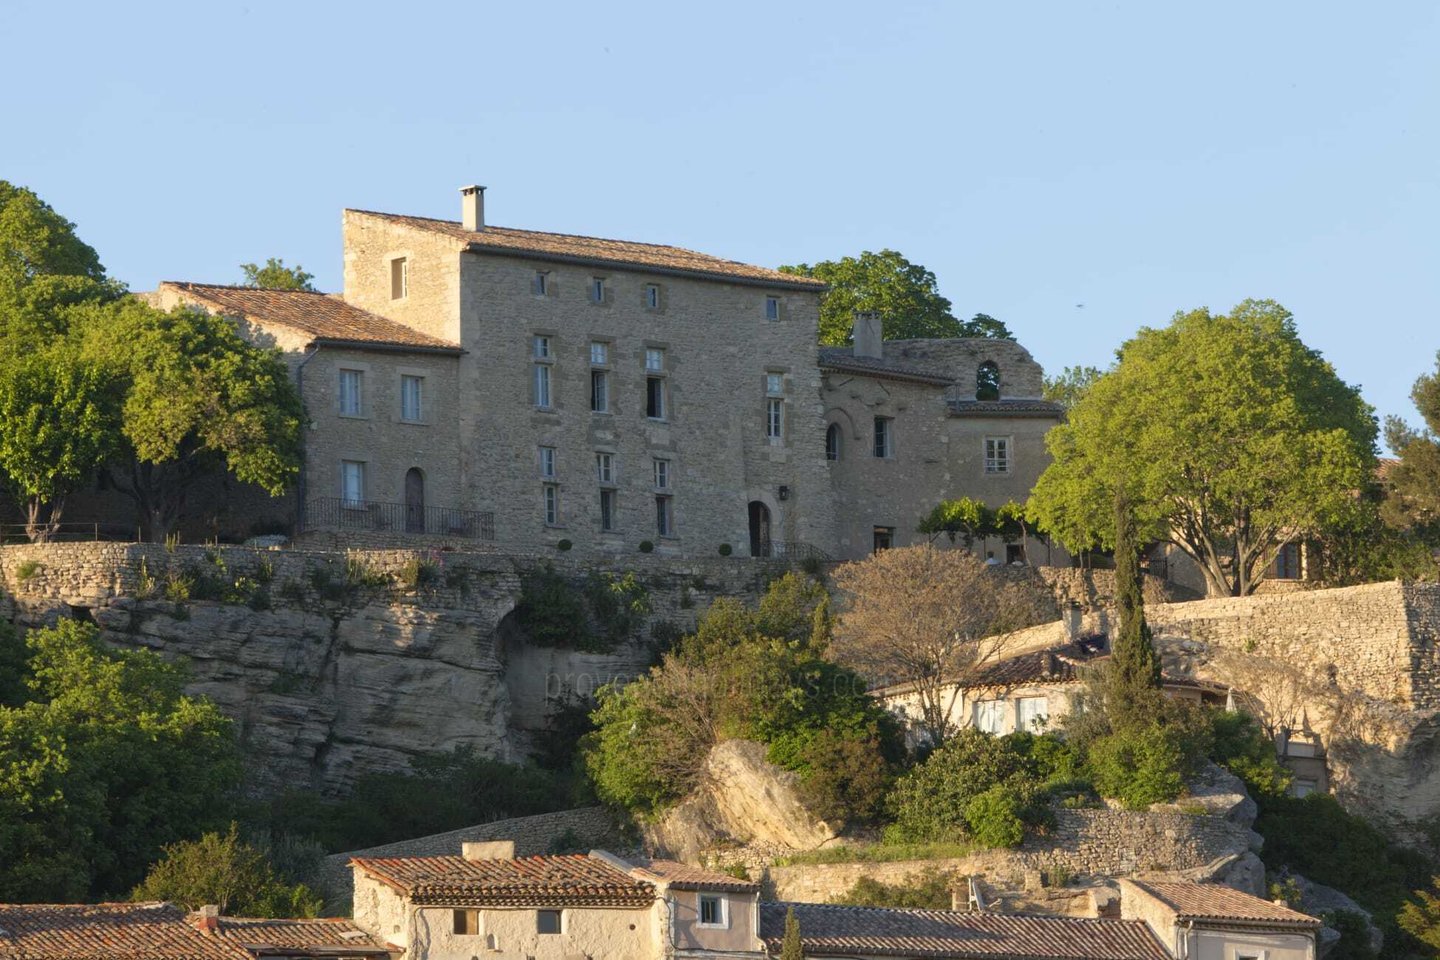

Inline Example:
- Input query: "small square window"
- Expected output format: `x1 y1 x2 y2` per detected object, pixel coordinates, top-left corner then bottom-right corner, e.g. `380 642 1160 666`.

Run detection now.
590 341 609 366
596 452 615 484
764 296 780 321
533 335 552 359
645 284 661 309
537 910 562 935
600 489 617 532
400 375 423 422
591 278 606 303
653 458 670 490
645 348 665 372
452 910 479 936
698 895 726 927
766 373 784 396
873 525 893 552
390 257 408 299
539 446 556 479
874 417 893 458
984 436 1010 474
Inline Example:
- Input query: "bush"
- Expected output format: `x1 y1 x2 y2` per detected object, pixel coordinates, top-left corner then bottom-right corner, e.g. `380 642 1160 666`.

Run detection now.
718 543 733 556
556 538 573 551
398 556 441 590
14 560 42 582
792 728 895 825
1209 710 1292 799
831 868 957 910
638 540 655 553
131 824 322 917
1086 723 1187 808
514 564 589 648
965 786 1027 848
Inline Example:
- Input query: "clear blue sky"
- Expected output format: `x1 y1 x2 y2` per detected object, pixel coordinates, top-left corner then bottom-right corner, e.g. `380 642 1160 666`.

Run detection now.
6 1 1437 446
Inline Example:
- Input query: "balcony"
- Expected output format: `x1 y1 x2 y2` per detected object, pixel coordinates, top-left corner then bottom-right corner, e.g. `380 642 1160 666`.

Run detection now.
302 497 495 540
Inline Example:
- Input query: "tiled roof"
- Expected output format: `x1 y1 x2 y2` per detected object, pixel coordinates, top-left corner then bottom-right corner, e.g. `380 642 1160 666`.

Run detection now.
759 903 1170 960
162 282 461 353
625 859 760 892
348 211 826 291
213 918 390 954
350 854 654 907
1126 881 1321 927
0 903 248 960
948 399 1066 418
817 347 956 385
967 648 1087 689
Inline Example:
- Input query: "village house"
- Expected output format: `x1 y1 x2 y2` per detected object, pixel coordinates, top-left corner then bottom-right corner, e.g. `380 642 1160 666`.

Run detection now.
153 185 1064 562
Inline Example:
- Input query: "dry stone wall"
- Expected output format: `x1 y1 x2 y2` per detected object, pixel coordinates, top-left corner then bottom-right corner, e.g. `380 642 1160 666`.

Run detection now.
0 542 776 796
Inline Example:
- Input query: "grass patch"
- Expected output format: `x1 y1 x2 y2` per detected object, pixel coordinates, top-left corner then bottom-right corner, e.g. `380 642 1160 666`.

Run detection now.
774 840 985 867
14 560 42 582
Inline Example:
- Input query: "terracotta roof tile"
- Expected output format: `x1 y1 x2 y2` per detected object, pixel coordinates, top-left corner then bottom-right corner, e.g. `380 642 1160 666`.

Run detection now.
162 283 460 352
350 854 654 907
348 211 825 290
213 918 389 953
625 859 759 892
0 903 249 960
759 903 1170 959
1127 881 1321 927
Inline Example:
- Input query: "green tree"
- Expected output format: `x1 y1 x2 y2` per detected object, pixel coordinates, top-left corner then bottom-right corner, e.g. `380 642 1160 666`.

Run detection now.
1382 353 1440 541
781 250 977 345
131 823 322 916
1102 490 1163 729
916 497 998 549
1400 880 1440 954
961 312 1014 339
1028 300 1377 596
1042 365 1103 411
0 620 240 900
779 906 804 960
239 258 317 292
77 299 303 540
0 181 116 319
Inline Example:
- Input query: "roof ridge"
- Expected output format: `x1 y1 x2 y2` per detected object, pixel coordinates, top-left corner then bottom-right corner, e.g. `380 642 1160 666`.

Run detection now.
774 901 1144 924
164 281 333 297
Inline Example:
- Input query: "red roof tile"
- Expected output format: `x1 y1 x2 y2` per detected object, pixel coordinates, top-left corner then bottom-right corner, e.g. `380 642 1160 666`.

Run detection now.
1126 881 1321 927
161 283 460 352
213 918 389 954
348 211 826 291
760 903 1170 959
0 903 249 960
625 859 759 893
350 854 654 907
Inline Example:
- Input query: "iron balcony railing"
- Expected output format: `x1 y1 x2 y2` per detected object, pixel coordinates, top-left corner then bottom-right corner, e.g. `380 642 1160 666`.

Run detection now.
756 539 832 562
302 497 495 540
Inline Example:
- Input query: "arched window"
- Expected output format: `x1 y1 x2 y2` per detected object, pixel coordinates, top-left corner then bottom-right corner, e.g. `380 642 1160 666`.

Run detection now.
976 361 1001 401
825 423 842 461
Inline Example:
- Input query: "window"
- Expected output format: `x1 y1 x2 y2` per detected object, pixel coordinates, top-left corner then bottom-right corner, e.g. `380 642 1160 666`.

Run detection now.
452 910 479 936
341 461 365 507
536 910 562 935
766 374 784 442
539 446 556 479
873 417 893 458
590 341 609 413
532 271 548 296
591 278 606 303
595 452 615 484
974 699 1006 735
766 373 784 396
647 377 666 419
533 336 553 409
400 375 423 422
698 895 727 928
1005 543 1025 565
1274 542 1301 580
645 284 661 309
765 296 780 321
656 495 674 537
825 423 842 461
653 458 670 490
390 257 408 299
533 335 552 359
984 437 1010 474
873 526 893 552
1017 696 1049 732
590 341 609 365
645 348 665 372
543 484 560 526
600 489 617 532
338 369 363 416
976 360 1000 401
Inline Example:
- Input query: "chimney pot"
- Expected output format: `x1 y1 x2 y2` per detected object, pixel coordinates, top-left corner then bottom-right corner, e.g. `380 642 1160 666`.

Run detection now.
462 840 515 861
852 311 883 359
196 905 219 934
460 185 486 231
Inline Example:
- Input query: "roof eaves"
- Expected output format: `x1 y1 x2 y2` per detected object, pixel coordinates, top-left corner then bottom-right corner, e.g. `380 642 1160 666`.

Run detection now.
819 362 954 386
310 337 464 356
461 242 827 292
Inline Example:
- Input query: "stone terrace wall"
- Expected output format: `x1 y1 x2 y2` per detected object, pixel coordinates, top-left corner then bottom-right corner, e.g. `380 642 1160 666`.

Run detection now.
767 808 1254 903
1404 583 1440 709
318 806 621 905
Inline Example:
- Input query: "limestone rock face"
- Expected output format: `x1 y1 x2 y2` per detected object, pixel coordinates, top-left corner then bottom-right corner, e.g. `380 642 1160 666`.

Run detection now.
1150 763 1258 829
644 740 838 862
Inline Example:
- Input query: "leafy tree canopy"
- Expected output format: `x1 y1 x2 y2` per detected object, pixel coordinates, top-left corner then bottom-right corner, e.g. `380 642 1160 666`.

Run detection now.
780 249 1013 345
1381 352 1440 540
240 258 317 292
1028 300 1377 596
1042 365 1103 411
0 181 119 323
131 824 322 917
0 620 240 900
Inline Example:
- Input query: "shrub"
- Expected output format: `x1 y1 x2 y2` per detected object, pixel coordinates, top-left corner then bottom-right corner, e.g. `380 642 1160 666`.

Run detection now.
718 543 733 556
830 868 957 910
514 564 589 648
132 823 322 917
638 540 655 553
964 786 1027 848
1209 710 1292 799
792 728 895 825
14 560 42 582
556 538 573 551
1086 723 1187 808
398 556 441 591
583 571 651 651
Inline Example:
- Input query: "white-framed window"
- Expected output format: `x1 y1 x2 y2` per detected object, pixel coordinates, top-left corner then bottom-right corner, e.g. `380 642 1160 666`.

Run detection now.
653 458 670 490
341 460 365 507
596 452 615 484
645 348 665 372
1017 696 1049 732
539 446 557 479
697 894 728 928
533 335 552 359
536 910 562 935
452 910 479 936
400 375 423 422
591 278 606 303
984 436 1011 474
590 341 609 365
656 495 674 537
533 335 553 409
645 284 661 310
974 699 1006 735
600 489 617 532
338 369 364 416
532 271 548 297
390 257 408 299
543 484 560 526
766 399 784 441
764 296 780 321
874 417 893 458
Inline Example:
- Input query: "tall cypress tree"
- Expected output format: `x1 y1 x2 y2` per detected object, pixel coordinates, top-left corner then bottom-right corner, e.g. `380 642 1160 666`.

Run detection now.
1104 488 1163 728
780 907 805 960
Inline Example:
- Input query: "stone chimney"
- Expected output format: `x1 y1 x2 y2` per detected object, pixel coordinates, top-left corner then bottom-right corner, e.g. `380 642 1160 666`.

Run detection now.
852 311 883 359
460 184 486 231
462 839 515 861
195 905 219 935
1064 601 1082 642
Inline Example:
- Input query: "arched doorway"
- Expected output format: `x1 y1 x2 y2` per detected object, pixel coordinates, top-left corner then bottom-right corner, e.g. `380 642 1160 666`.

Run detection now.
405 468 425 533
748 501 771 557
